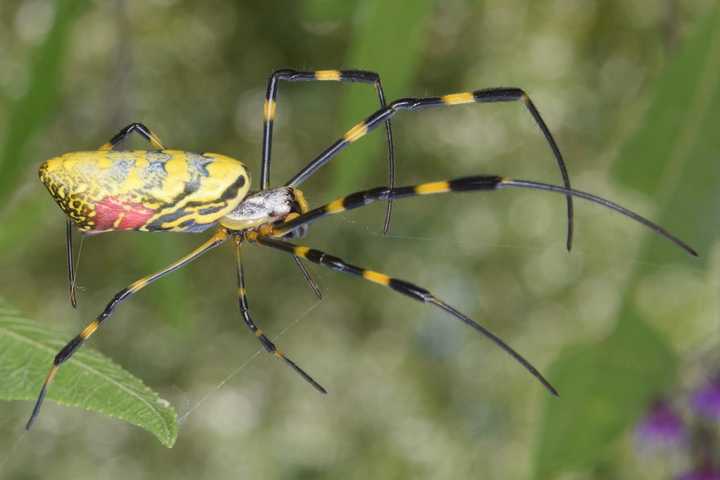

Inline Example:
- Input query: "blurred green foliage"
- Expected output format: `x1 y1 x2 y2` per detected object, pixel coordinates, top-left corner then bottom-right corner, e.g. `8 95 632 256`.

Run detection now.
535 8 720 478
0 1 717 479
0 0 88 205
0 299 176 447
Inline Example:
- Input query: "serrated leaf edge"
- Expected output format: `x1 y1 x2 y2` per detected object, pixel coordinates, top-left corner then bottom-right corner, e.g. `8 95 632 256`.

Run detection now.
0 315 176 446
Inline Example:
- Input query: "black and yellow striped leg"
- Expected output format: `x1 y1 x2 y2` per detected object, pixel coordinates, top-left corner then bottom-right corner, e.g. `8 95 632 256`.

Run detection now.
286 88 574 250
26 229 229 430
261 68 396 232
261 70 398 298
98 122 166 151
271 176 697 257
234 241 326 393
472 89 573 249
65 220 78 308
251 234 558 396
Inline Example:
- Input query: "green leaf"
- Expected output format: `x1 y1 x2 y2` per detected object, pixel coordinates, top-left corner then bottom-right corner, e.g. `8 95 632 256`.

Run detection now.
533 8 720 479
0 0 89 205
0 304 177 448
0 298 20 316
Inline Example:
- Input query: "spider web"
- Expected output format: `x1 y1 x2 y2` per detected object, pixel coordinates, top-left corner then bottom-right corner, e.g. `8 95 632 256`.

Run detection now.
177 298 324 426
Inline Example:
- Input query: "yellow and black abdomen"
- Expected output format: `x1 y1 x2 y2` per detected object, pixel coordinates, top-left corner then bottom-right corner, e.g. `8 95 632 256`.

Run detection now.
39 150 250 233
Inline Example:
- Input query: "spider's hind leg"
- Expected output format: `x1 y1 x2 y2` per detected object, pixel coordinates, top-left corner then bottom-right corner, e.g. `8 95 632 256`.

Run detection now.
26 229 229 430
98 122 166 151
65 220 78 308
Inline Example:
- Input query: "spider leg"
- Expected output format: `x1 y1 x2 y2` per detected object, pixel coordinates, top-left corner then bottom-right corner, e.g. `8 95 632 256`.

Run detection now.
65 220 78 308
271 176 697 257
250 233 558 396
282 208 322 300
26 229 228 430
98 122 166 151
261 69 395 232
261 70 395 296
285 89 574 250
62 124 166 307
234 240 326 393
291 256 322 299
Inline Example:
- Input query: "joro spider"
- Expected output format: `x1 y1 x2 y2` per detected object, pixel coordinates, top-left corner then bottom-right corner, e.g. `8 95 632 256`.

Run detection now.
27 69 696 429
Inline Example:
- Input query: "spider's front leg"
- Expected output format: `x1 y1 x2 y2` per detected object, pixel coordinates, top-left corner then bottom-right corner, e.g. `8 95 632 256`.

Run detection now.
261 69 395 229
261 69 397 297
286 88 575 250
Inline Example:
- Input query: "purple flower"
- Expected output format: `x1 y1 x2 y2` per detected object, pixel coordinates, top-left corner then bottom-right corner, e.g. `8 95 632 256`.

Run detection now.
692 377 720 420
677 465 720 480
635 399 685 450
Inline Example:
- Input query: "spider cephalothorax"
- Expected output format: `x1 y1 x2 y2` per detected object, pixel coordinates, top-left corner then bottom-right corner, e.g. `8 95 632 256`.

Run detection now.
220 186 310 239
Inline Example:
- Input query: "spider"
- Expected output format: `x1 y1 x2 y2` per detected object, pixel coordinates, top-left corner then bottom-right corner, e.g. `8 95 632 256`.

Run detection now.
26 69 696 429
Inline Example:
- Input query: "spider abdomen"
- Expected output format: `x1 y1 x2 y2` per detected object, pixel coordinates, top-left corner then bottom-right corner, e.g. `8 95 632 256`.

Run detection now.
39 150 250 233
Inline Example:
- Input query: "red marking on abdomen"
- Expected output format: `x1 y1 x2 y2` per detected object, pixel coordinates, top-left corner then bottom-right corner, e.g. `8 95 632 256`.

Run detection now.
94 196 156 231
